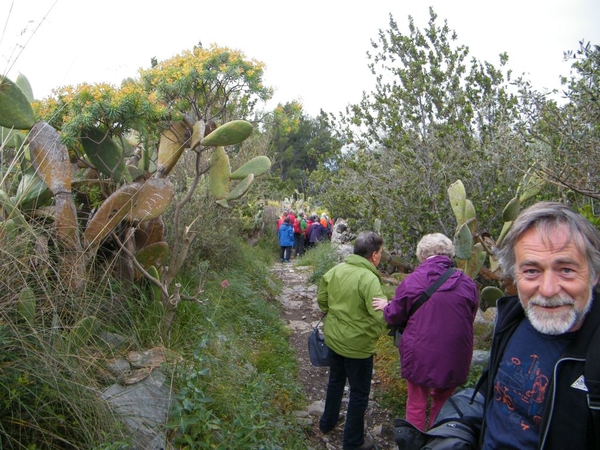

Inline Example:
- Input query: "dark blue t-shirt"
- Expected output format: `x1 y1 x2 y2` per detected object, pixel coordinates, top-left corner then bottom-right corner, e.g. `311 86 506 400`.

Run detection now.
482 319 576 449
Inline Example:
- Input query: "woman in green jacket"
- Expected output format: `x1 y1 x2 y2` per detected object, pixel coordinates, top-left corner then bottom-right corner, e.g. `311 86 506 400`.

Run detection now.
317 231 388 450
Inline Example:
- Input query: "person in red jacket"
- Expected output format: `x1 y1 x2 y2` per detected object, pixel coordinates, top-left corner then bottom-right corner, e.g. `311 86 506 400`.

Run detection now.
293 211 307 257
288 209 297 226
276 210 289 232
304 214 314 249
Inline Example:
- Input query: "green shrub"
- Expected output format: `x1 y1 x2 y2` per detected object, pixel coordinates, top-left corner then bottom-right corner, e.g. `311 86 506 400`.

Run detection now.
298 241 342 284
164 234 308 448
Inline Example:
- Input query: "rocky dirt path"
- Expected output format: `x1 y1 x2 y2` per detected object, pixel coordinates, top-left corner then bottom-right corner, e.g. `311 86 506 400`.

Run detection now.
271 261 398 450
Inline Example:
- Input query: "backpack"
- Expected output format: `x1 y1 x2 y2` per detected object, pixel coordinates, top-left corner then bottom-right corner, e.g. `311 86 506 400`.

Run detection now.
293 218 302 234
393 388 483 450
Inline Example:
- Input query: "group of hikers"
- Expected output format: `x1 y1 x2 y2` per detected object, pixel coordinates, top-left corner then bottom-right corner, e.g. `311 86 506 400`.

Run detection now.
276 209 334 262
309 202 600 450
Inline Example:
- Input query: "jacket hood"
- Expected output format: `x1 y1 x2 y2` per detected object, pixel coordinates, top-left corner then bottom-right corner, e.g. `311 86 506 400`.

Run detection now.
344 254 382 283
414 255 462 291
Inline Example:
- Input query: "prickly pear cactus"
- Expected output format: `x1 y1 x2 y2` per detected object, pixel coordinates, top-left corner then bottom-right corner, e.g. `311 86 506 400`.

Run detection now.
157 121 189 176
0 73 271 336
201 119 253 147
204 122 271 207
0 76 35 130
447 168 546 284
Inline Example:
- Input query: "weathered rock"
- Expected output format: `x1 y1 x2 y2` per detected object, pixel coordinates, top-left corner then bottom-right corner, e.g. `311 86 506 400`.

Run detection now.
308 400 325 416
472 350 490 367
99 331 132 350
101 369 172 449
331 219 352 244
127 346 180 370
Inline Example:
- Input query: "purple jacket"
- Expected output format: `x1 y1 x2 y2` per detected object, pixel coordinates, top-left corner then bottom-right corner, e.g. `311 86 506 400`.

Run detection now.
308 222 327 243
383 255 479 389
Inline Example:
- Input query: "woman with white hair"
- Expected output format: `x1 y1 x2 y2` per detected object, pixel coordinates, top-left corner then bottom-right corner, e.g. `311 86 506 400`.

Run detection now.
373 233 479 431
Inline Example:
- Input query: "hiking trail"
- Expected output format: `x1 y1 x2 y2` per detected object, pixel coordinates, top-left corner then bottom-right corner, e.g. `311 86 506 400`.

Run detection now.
271 261 398 450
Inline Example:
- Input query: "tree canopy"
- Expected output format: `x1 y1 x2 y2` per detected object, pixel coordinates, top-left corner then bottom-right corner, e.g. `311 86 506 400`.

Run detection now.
308 8 534 256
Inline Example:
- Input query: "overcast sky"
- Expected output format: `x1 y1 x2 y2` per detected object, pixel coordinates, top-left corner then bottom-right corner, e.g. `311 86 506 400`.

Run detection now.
2 0 599 117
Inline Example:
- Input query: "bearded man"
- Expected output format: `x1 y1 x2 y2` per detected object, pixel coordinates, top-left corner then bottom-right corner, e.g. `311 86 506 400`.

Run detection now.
473 201 600 449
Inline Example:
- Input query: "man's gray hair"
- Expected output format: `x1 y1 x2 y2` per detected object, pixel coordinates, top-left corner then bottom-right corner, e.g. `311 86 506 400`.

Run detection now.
353 231 383 259
497 201 600 283
416 233 454 262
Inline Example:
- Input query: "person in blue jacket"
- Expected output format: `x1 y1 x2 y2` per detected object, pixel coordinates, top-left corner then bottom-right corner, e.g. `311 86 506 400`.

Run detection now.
277 217 295 262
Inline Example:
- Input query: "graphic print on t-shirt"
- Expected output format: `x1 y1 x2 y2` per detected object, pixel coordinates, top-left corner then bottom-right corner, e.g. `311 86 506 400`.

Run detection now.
494 352 549 429
482 320 575 449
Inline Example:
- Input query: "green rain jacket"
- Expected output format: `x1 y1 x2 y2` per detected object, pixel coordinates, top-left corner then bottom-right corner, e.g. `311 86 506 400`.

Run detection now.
317 254 387 359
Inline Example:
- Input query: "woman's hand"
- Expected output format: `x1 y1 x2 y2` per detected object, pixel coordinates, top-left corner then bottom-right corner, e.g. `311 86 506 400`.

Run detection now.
372 297 388 311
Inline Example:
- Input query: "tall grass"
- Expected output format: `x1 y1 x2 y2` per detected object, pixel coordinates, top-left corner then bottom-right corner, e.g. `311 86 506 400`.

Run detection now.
0 208 315 448
0 224 131 448
165 232 308 449
296 240 343 284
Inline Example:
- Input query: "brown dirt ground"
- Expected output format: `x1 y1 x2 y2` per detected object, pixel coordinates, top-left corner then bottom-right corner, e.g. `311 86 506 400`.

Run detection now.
272 262 399 450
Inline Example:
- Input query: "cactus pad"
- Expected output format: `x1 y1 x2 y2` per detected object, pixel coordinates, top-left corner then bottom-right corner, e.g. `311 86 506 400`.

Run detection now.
1 126 25 148
83 183 140 247
454 222 473 260
480 286 505 310
0 76 35 130
15 74 34 102
227 173 254 200
517 168 545 203
230 156 271 180
190 120 205 150
502 196 521 222
13 168 51 208
201 120 253 147
80 127 130 183
135 217 165 250
29 122 72 193
135 241 170 271
126 178 175 223
66 316 98 349
464 243 487 279
447 180 467 225
157 121 189 176
209 146 230 199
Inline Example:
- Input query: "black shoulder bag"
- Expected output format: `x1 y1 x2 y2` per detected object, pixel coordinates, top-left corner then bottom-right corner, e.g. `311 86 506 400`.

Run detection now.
308 313 331 366
388 268 456 347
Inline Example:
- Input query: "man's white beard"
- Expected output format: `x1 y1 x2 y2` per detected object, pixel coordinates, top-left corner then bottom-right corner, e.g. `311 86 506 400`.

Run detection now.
523 290 592 335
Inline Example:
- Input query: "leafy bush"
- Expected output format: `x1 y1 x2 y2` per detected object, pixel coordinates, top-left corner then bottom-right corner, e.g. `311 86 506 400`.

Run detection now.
298 241 343 284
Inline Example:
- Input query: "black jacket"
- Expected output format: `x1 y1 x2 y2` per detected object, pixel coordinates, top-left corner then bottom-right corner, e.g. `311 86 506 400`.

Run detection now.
477 293 600 449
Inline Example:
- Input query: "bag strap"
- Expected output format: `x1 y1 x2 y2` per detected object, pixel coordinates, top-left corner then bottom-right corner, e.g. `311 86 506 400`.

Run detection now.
315 312 327 330
585 324 600 446
407 268 456 318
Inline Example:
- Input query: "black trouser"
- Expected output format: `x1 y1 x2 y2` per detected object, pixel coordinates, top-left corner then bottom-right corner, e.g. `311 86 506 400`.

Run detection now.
279 246 291 261
320 350 374 449
294 233 305 256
